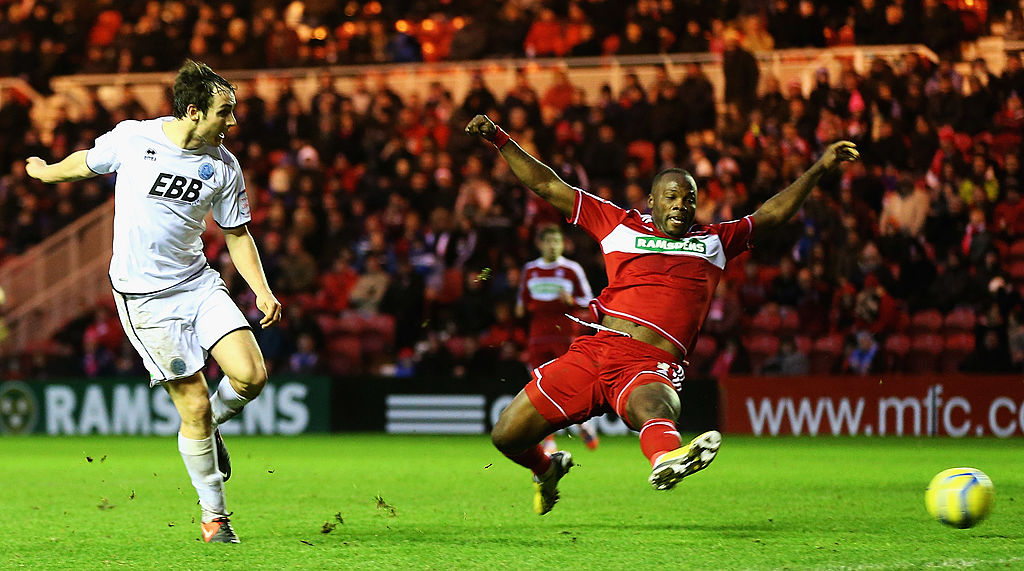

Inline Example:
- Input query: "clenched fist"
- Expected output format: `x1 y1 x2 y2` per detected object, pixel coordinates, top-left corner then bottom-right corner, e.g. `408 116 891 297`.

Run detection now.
821 140 859 170
465 115 498 142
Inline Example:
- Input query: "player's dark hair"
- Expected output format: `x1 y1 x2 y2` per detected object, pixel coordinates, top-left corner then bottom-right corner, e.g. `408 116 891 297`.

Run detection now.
537 224 563 240
651 168 696 193
171 60 235 119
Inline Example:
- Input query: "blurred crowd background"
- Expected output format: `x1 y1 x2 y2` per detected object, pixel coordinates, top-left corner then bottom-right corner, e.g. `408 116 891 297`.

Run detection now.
1 0 1023 383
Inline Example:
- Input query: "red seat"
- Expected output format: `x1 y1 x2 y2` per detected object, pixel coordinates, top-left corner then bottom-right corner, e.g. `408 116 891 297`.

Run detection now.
794 335 813 356
688 335 718 375
778 309 800 337
745 334 780 374
626 140 656 175
326 336 362 375
316 314 346 336
940 333 975 373
1008 261 1024 285
1009 240 1024 262
809 334 845 375
908 309 944 335
943 307 976 334
907 333 944 373
883 333 911 372
364 313 396 346
749 306 782 336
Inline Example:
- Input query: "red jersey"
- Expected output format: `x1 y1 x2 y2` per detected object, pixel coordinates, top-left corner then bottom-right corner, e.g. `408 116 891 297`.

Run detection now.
568 189 754 355
518 256 593 345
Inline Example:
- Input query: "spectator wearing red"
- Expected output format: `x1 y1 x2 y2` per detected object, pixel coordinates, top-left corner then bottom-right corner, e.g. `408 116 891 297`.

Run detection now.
541 68 576 113
524 8 564 57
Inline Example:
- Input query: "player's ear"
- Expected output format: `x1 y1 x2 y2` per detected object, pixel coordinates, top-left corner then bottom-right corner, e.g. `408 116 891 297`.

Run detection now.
186 104 202 122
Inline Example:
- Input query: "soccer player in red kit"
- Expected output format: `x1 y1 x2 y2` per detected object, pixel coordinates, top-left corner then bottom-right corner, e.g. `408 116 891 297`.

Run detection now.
467 114 858 515
517 224 598 452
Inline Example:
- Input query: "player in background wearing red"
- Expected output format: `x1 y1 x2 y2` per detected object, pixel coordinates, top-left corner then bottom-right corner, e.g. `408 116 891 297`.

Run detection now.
517 224 598 453
467 114 858 515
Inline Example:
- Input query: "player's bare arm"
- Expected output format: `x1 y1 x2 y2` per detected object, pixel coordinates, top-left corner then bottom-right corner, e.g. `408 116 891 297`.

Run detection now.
25 150 97 183
750 140 859 237
222 225 282 328
465 114 576 217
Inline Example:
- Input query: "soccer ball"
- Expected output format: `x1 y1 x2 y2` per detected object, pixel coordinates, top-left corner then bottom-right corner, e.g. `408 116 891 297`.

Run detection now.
924 467 994 529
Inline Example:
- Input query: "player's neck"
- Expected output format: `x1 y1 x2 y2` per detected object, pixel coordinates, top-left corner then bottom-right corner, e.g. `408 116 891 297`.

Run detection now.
162 119 204 150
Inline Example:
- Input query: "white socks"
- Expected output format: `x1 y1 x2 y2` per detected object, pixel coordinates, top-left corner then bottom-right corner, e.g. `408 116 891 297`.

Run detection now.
177 432 226 523
210 376 250 426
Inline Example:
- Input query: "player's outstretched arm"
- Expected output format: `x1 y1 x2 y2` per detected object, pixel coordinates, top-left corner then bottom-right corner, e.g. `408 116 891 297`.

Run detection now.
750 140 858 236
222 225 283 328
465 114 576 217
25 150 97 183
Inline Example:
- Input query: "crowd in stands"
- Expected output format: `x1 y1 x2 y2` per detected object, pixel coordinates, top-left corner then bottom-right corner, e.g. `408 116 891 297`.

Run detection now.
2 0 1022 91
2 1 1024 382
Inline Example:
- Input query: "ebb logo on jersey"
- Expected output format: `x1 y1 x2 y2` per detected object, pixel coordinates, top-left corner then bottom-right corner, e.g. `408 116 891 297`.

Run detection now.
148 172 203 204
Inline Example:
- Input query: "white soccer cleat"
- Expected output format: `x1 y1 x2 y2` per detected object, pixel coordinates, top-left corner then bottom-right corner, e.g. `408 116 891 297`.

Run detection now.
533 451 573 515
648 430 721 491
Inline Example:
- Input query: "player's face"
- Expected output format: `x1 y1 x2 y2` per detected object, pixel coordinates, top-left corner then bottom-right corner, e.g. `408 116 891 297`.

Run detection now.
649 173 697 238
538 232 564 261
193 89 237 147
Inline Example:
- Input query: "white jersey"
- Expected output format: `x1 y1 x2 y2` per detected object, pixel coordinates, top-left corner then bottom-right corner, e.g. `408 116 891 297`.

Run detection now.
87 118 251 294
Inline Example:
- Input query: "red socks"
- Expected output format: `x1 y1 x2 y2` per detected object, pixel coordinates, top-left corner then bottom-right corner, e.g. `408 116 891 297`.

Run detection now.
504 444 552 476
639 418 682 466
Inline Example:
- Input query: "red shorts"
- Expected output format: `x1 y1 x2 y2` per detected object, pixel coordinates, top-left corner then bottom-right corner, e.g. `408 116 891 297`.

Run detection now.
524 331 684 429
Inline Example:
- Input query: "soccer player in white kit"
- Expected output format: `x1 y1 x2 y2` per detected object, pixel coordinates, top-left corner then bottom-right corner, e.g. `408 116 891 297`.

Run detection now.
25 60 281 544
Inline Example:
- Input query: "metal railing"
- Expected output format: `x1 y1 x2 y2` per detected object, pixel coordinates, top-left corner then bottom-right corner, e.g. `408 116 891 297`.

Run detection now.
0 200 113 356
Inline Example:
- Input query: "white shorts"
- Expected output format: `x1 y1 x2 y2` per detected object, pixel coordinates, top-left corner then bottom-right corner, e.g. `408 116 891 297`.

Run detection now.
113 267 251 386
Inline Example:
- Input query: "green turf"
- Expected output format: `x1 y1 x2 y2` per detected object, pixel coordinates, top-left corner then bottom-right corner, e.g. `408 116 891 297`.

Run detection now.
0 434 1021 570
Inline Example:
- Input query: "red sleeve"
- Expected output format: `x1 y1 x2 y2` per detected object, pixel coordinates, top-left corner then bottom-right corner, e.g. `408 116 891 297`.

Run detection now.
711 215 755 260
568 189 629 242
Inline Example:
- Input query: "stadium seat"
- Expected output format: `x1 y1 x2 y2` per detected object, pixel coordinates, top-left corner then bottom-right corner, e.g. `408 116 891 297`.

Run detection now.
794 335 813 356
745 334 780 374
749 305 782 336
688 335 718 376
326 336 363 376
809 334 845 375
907 333 944 373
361 313 397 353
626 140 656 175
316 314 346 336
1008 261 1024 286
1008 240 1024 262
882 333 911 372
434 268 464 305
778 309 800 337
908 309 944 335
940 333 975 373
365 313 396 344
943 307 977 334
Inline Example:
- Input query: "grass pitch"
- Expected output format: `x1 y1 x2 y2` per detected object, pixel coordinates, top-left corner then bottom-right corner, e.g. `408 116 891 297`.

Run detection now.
1 434 1021 570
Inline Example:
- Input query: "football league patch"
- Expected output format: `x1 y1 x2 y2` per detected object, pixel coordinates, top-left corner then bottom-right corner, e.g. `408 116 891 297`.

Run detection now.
169 358 187 376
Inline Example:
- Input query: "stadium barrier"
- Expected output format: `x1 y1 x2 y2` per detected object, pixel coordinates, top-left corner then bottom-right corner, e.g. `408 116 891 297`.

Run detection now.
719 375 1024 437
0 376 331 435
333 376 720 435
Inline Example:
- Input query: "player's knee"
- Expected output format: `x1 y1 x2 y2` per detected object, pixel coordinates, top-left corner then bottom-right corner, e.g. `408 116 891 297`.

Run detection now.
491 417 514 452
232 359 268 399
624 382 680 427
